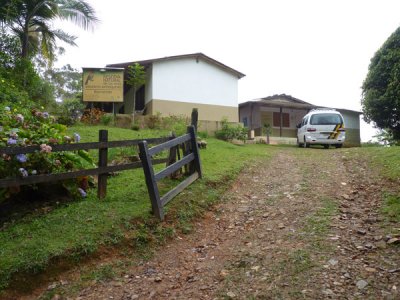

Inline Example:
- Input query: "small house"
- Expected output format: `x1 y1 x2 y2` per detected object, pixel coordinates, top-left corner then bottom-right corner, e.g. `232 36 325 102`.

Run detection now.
239 94 362 146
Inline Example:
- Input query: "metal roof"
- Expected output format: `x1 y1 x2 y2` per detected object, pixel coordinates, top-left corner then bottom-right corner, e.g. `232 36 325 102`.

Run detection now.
106 53 245 79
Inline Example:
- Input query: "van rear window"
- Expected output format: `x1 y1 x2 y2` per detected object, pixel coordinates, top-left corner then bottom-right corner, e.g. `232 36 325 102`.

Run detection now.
310 113 343 125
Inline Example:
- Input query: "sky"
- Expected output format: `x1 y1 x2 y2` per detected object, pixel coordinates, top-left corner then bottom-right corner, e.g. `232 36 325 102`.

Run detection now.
55 0 400 141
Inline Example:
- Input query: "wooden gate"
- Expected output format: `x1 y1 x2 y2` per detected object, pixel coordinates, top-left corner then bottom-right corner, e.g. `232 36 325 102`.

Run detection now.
139 126 202 220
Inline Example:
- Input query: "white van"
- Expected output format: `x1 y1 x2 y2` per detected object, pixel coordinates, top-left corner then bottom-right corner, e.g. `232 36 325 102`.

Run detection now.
297 109 345 149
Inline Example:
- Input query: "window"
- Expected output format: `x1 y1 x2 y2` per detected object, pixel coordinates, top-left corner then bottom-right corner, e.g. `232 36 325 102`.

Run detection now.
273 112 290 127
310 113 343 125
242 117 248 127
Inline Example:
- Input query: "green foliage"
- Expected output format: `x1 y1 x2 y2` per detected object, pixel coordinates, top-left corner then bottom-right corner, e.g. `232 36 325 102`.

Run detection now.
0 74 29 103
159 115 188 136
55 98 85 125
0 125 271 291
83 264 116 282
198 131 209 139
139 114 188 135
43 64 82 101
0 31 55 106
0 101 95 202
0 0 98 62
100 113 114 126
125 63 146 88
263 123 272 135
145 112 162 129
359 145 400 180
382 193 400 222
373 129 397 146
125 63 146 114
215 118 248 142
362 26 400 141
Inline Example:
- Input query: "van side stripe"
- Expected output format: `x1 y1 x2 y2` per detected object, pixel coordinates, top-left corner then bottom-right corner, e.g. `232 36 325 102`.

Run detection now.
329 124 340 139
333 123 343 139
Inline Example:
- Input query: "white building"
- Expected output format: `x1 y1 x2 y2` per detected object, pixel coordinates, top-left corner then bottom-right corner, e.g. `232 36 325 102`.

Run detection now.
107 53 245 123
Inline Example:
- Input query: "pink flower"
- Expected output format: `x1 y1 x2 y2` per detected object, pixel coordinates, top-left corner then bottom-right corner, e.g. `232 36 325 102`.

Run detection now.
15 114 24 123
40 144 52 153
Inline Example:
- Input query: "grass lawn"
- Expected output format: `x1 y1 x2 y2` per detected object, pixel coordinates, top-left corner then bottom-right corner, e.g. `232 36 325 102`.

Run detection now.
0 125 272 292
364 146 400 223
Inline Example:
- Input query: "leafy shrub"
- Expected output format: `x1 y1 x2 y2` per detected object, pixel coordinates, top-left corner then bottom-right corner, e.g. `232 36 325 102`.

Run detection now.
198 131 209 139
56 98 85 125
100 113 114 126
215 118 248 143
145 112 162 129
141 113 189 135
0 75 29 103
0 102 95 202
131 123 140 131
162 115 189 136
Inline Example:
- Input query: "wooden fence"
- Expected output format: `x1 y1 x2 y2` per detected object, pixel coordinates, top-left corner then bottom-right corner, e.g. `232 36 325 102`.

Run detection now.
139 126 202 220
0 126 203 220
0 132 170 199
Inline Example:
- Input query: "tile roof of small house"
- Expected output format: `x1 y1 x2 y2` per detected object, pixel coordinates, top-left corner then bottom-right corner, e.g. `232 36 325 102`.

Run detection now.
240 94 362 114
240 94 316 109
106 53 245 79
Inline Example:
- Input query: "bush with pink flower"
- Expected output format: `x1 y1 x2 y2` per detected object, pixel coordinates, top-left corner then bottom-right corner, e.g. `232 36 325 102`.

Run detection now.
0 101 95 202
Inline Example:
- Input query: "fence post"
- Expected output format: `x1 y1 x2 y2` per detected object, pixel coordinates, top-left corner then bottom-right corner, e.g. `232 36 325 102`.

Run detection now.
167 132 181 179
191 108 198 133
188 125 203 178
98 130 108 199
139 141 164 220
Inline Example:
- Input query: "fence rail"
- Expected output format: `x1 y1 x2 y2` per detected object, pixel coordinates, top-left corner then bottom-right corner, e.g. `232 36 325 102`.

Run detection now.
0 132 171 198
139 126 202 220
0 127 202 221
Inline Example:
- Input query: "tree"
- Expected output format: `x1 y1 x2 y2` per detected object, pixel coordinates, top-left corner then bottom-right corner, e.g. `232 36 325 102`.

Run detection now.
125 63 146 116
362 26 400 141
0 30 53 106
0 0 98 63
43 64 82 101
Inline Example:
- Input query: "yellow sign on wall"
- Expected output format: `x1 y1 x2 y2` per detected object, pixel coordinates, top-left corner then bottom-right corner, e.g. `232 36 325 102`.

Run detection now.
82 68 124 102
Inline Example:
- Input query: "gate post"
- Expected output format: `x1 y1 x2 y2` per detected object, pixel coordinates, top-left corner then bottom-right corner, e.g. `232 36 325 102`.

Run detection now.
188 126 202 178
139 141 164 220
98 130 108 199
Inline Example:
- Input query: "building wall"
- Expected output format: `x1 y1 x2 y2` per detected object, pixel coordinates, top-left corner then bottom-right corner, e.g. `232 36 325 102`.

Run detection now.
338 110 361 146
151 58 238 107
147 99 238 122
239 105 308 137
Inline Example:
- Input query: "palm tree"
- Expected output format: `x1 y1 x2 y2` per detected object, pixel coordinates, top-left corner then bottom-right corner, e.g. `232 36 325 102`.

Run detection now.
1 0 98 62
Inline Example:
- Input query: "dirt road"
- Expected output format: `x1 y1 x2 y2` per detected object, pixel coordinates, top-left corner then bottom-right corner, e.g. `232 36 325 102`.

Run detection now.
45 147 400 299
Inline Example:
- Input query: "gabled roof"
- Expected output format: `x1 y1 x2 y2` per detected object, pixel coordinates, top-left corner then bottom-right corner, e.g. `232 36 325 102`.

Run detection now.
106 53 245 79
240 94 362 114
240 94 316 109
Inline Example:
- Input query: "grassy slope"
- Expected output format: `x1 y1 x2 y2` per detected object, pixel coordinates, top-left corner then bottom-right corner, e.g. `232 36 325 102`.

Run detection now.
361 146 400 223
0 126 270 290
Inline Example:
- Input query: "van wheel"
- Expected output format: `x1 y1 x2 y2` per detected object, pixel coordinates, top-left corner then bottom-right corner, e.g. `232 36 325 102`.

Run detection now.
297 137 303 147
335 144 343 148
323 145 329 149
304 137 310 148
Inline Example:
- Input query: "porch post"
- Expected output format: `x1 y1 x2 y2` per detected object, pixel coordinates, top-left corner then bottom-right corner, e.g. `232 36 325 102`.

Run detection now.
280 106 283 137
250 103 253 130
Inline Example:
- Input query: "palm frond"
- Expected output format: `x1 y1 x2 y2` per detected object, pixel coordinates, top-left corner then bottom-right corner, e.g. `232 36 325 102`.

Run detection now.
56 0 98 30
